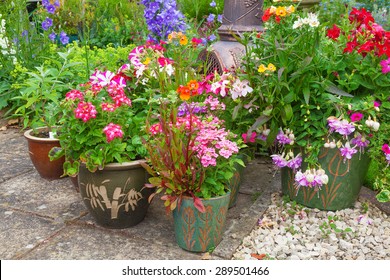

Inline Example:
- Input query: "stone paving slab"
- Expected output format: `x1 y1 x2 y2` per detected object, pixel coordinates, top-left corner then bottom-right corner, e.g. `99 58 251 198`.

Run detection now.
0 205 65 259
22 224 200 260
0 130 34 183
0 172 85 220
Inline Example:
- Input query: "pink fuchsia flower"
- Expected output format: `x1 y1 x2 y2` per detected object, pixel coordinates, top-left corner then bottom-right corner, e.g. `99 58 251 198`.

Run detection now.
276 130 293 145
103 123 123 143
327 117 355 136
295 168 329 188
75 101 97 122
350 112 363 122
271 154 288 168
374 100 381 108
242 131 256 143
286 155 302 170
380 58 390 74
65 89 84 101
351 133 370 148
340 142 358 161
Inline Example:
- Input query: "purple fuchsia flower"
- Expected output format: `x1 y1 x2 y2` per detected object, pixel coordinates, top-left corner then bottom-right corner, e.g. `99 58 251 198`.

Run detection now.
41 17 53 31
295 168 329 188
380 58 390 74
276 130 294 145
74 101 97 122
59 31 69 45
351 133 370 149
286 154 302 170
103 123 124 143
271 154 288 168
327 117 355 136
339 142 358 162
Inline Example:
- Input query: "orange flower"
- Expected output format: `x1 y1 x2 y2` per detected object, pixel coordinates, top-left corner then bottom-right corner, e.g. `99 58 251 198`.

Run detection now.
179 35 188 46
187 80 199 91
177 85 191 100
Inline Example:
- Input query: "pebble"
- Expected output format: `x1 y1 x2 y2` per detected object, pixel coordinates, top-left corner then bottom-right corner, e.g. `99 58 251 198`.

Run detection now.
232 192 390 260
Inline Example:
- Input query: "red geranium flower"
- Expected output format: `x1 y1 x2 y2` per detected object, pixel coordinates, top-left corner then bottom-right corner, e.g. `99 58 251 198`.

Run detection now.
327 24 341 40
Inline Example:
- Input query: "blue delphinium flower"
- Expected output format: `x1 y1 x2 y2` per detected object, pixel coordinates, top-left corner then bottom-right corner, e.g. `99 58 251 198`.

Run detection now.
41 17 53 31
141 0 187 42
60 31 69 45
217 14 223 23
210 0 216 7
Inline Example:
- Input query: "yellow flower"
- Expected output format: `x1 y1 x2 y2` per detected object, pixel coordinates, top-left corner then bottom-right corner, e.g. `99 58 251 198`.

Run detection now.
258 64 267 73
267 63 276 72
143 57 151 65
286 5 295 14
179 35 188 46
168 33 173 41
275 6 287 17
269 6 277 14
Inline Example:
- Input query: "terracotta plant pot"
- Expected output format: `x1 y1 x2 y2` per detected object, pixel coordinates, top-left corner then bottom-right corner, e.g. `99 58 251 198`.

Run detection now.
173 192 230 252
78 160 154 229
24 127 65 180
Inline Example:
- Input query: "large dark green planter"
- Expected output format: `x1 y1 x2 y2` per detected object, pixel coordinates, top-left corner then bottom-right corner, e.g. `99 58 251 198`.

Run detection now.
228 154 247 208
282 148 370 211
78 160 153 228
173 192 230 252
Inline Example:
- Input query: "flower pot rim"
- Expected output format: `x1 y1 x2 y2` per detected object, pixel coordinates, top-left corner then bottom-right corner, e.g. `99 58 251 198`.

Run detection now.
80 159 147 171
181 191 231 202
24 127 60 143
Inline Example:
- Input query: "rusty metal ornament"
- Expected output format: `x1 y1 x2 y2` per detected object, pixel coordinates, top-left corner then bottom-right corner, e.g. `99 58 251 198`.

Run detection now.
199 0 264 75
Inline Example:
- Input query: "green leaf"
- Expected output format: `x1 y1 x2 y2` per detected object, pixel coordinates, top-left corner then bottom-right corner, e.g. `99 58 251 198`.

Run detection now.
376 190 390 203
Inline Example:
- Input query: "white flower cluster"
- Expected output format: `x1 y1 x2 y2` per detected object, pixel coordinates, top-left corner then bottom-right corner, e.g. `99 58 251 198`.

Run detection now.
292 13 320 29
0 14 17 65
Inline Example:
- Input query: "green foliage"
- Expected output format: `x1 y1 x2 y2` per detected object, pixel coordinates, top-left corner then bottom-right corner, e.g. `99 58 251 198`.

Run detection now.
11 48 79 130
177 0 224 22
319 215 353 239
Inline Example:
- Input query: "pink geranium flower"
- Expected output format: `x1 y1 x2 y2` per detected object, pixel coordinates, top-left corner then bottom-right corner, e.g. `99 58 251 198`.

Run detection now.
380 58 390 74
103 123 123 142
75 101 97 122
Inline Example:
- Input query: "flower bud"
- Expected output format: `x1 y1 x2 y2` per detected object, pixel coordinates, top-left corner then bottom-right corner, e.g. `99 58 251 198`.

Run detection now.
330 141 336 149
324 142 330 148
372 121 380 131
321 174 329 185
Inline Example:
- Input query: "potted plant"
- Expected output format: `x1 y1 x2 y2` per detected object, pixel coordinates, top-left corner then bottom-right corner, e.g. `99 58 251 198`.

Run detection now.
13 48 77 180
142 95 244 252
236 4 389 210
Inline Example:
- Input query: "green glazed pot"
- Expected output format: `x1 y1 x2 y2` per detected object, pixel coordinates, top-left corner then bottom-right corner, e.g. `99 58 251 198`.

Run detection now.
281 148 370 211
173 192 230 252
227 155 246 208
78 160 153 228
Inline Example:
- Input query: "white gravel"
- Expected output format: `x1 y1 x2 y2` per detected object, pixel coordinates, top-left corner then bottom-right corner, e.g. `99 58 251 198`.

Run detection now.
233 192 390 260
